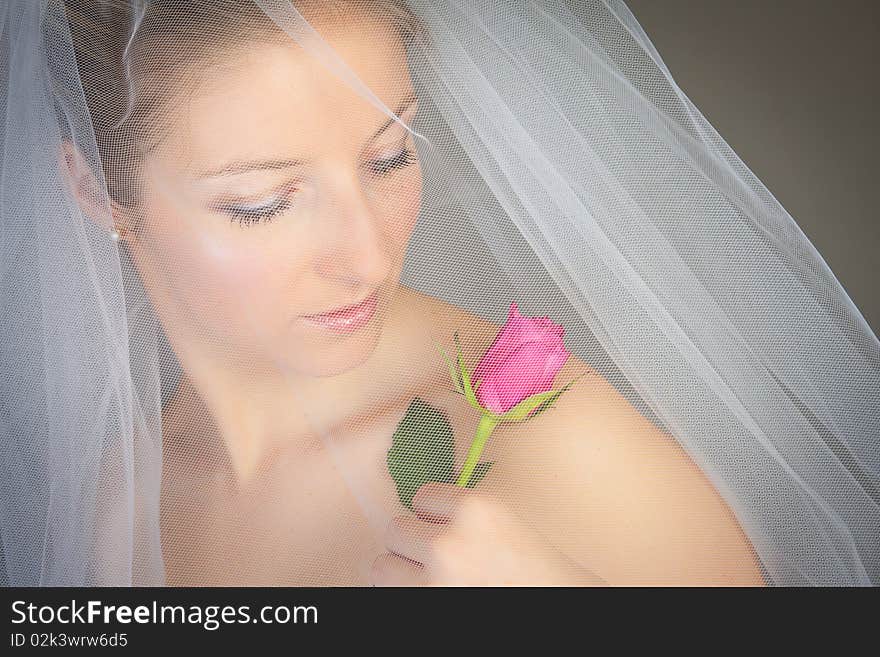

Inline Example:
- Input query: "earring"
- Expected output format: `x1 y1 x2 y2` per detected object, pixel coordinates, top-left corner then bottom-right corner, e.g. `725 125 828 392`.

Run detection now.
110 227 122 242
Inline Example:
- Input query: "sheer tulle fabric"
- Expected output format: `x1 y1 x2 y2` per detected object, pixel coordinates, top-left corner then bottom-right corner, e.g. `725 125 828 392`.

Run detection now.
0 0 877 586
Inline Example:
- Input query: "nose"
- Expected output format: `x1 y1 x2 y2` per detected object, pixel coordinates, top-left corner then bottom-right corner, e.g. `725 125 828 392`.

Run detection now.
314 174 394 290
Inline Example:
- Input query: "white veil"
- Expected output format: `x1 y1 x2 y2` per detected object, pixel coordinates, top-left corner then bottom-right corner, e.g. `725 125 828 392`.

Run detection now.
1 0 878 586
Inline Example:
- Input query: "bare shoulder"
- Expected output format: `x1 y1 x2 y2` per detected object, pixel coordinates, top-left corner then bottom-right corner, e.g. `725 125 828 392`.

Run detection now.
394 282 599 396
385 286 766 585
389 283 505 379
494 356 767 585
393 283 498 339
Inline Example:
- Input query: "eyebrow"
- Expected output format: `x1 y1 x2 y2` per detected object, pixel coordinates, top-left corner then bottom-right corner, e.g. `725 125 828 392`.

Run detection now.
196 94 418 179
371 93 418 140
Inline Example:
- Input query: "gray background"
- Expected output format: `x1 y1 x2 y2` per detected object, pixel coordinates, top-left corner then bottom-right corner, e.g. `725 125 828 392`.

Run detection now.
625 0 879 334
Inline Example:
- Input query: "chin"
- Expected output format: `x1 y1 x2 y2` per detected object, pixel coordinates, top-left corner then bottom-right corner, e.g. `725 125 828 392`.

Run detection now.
283 316 385 378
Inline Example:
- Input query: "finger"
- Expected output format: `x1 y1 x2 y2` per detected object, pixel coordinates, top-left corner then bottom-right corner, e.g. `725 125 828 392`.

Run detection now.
384 514 443 565
369 552 428 586
411 481 470 522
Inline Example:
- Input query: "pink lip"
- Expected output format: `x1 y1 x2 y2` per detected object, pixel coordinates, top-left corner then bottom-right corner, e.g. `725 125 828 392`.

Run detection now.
300 291 379 333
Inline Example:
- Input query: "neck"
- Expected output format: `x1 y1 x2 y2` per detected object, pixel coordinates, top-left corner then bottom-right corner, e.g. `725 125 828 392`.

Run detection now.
172 341 378 485
159 293 414 486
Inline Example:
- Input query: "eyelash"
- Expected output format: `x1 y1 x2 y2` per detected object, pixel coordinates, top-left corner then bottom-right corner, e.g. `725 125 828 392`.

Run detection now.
367 147 418 176
220 147 418 227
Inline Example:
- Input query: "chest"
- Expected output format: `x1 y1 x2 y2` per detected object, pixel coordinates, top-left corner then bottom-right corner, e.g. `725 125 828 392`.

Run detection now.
159 387 506 585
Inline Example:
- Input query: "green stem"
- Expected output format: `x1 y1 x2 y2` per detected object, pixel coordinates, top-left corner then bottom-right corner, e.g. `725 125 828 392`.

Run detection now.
456 414 500 487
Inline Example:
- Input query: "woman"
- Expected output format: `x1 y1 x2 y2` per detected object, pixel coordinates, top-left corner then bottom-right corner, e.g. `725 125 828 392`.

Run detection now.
1 0 876 586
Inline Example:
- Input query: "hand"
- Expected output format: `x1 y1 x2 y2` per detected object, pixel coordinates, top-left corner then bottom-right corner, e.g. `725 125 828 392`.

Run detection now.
370 482 607 586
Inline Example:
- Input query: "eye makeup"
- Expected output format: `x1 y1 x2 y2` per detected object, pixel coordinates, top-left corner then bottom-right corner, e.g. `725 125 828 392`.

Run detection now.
217 193 295 226
207 99 420 228
209 179 301 227
367 145 418 176
212 144 418 227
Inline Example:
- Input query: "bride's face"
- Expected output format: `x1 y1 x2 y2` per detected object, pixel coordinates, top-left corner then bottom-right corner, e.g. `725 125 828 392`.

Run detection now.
123 18 422 378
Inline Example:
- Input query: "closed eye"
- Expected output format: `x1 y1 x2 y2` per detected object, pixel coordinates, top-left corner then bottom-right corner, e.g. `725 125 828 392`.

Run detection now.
217 193 293 226
368 147 417 176
214 146 417 227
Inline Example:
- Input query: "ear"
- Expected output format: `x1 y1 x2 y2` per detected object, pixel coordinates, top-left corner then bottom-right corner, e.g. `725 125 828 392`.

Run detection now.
58 140 133 240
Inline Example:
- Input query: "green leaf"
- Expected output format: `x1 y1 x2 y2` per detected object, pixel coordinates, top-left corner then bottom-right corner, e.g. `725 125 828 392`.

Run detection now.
495 374 586 422
464 461 494 489
386 397 456 511
526 375 584 419
495 388 561 422
523 391 564 419
454 332 485 413
432 337 464 395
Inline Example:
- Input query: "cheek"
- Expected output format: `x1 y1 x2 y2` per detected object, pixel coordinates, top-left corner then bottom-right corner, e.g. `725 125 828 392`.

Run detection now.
382 167 422 245
190 235 307 336
144 204 303 335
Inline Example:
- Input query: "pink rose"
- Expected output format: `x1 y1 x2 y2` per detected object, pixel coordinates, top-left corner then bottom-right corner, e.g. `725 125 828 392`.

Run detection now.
471 302 570 415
